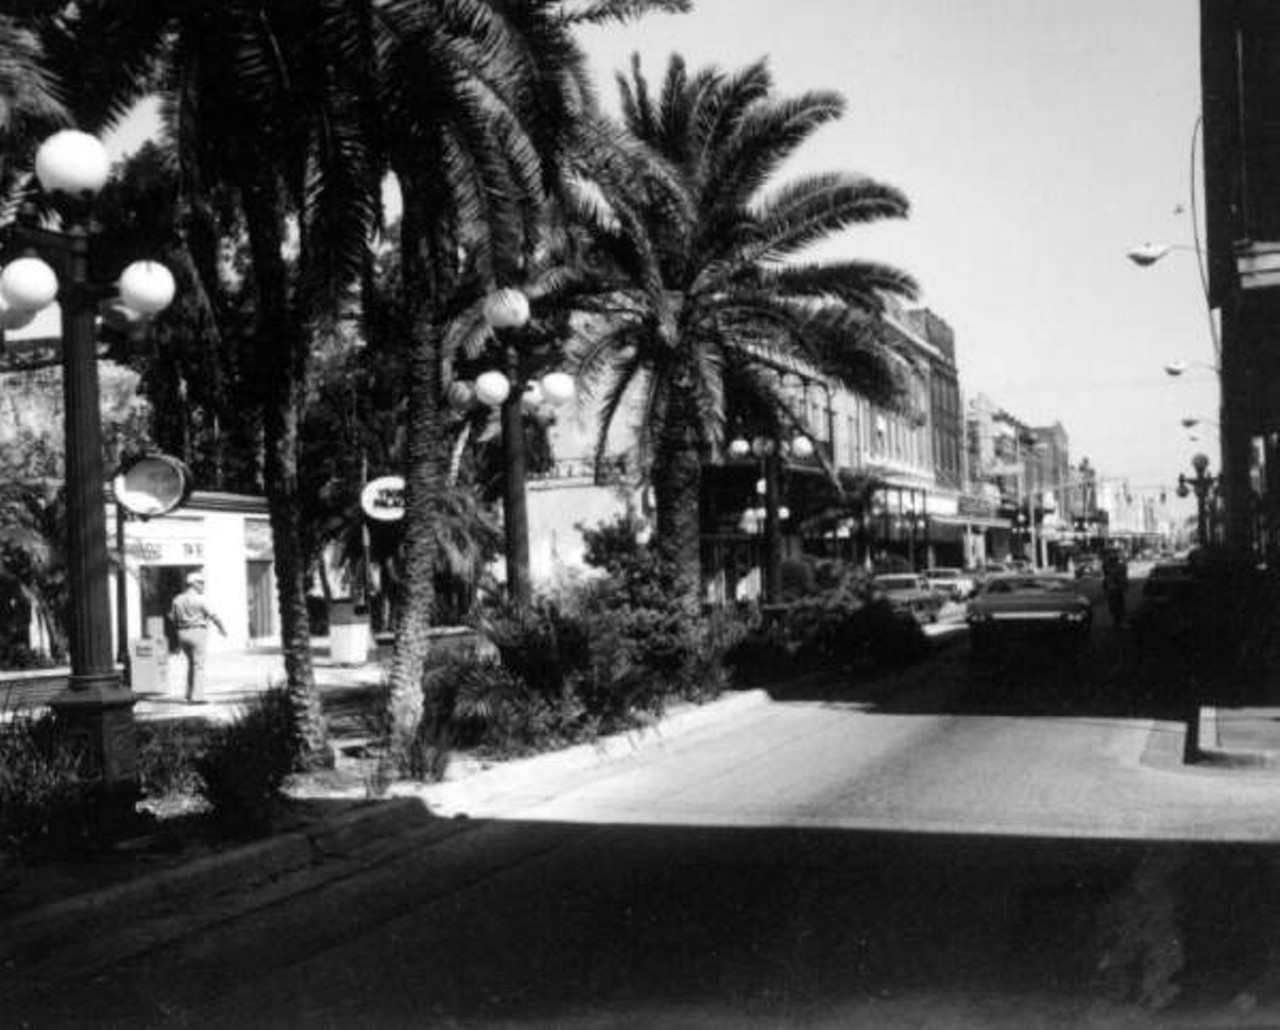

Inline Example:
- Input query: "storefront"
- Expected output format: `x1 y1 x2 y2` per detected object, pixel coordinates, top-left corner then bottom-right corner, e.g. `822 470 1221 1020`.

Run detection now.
110 490 276 654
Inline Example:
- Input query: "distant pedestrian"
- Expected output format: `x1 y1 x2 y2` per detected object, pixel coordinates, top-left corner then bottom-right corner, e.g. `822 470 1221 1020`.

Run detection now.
1103 552 1129 627
169 571 226 704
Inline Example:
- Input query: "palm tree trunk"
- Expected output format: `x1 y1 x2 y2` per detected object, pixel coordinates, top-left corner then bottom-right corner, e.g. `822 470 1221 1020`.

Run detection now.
652 404 704 604
242 176 330 769
385 310 448 761
262 391 330 767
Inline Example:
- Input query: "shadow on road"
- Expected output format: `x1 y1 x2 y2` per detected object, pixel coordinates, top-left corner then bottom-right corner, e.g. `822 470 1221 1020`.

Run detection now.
15 818 1280 1027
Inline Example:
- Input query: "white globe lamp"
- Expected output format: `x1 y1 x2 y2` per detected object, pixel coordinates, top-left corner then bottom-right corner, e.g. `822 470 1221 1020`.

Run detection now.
790 435 815 459
475 370 512 407
35 130 111 197
0 257 59 312
540 371 575 406
726 438 751 460
482 288 530 330
118 261 176 315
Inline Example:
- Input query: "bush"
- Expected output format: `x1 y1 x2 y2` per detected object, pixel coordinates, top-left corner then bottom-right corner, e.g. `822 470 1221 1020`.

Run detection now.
479 601 590 701
0 704 101 858
136 720 205 799
0 644 57 671
193 687 302 837
568 552 747 718
726 561 926 678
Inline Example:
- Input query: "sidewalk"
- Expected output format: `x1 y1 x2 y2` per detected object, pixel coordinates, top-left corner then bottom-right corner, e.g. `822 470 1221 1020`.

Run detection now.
130 639 387 723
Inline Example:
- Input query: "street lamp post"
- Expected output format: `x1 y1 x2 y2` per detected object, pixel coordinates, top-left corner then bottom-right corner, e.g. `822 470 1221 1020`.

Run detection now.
1177 452 1220 547
0 130 176 791
727 432 811 604
472 287 574 609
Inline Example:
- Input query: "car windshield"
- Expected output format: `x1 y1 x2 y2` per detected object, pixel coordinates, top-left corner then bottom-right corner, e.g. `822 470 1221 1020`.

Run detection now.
983 576 1075 595
928 570 960 579
877 576 920 590
1148 563 1192 580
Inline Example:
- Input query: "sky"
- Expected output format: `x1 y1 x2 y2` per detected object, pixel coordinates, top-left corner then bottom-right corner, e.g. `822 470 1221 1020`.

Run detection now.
107 0 1214 496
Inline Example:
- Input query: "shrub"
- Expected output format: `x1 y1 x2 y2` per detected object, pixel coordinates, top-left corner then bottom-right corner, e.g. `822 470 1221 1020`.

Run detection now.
0 703 101 858
568 552 747 718
136 720 205 799
0 643 57 671
726 561 925 678
193 687 302 837
479 601 590 701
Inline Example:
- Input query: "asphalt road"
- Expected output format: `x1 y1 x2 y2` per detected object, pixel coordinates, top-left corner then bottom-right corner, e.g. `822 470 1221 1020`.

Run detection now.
10 583 1280 1028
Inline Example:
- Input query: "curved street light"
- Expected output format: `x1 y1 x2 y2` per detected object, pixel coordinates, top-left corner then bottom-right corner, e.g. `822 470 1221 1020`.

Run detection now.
1164 358 1219 377
1 129 176 792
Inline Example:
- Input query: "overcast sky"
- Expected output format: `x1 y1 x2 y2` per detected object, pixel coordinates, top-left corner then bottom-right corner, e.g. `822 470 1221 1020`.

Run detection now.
108 0 1212 494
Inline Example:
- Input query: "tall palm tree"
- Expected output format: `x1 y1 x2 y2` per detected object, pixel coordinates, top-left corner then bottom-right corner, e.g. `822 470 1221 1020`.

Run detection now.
369 0 688 757
23 1 382 765
576 55 919 600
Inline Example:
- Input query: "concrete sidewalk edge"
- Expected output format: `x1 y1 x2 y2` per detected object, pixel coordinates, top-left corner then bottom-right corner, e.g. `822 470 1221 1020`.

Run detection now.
0 689 773 966
402 688 773 808
1198 705 1279 769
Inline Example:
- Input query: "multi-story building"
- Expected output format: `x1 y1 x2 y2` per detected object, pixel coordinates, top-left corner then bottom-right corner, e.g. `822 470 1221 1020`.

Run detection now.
1202 0 1280 558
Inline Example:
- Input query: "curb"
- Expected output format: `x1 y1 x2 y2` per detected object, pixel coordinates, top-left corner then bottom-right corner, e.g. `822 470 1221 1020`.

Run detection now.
0 797 433 974
1196 705 1280 770
401 688 774 808
0 689 773 972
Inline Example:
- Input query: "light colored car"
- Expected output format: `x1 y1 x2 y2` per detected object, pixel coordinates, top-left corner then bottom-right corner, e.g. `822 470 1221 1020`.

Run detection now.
922 567 978 600
966 573 1093 656
874 573 947 625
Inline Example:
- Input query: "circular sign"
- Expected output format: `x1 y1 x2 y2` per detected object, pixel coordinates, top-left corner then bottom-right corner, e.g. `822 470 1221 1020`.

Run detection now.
360 475 406 522
112 453 192 519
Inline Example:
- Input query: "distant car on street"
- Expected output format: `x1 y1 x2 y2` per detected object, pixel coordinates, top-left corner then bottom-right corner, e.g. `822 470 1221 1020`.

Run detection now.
1130 559 1200 645
922 567 978 600
966 573 1093 658
873 573 947 625
1074 556 1102 579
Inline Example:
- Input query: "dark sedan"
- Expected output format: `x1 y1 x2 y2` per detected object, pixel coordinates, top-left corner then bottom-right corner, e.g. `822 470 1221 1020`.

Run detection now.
967 573 1093 658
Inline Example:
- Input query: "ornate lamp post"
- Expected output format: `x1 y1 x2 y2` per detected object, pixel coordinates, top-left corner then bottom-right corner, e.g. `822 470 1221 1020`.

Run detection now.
1177 452 1221 547
727 432 811 604
0 130 175 791
469 287 574 609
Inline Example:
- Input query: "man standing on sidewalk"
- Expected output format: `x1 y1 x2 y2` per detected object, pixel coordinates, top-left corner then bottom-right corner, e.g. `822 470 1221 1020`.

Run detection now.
169 571 226 704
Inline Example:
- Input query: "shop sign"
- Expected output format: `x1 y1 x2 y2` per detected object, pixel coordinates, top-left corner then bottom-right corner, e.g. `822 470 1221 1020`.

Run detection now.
125 538 204 564
112 453 192 519
361 475 405 522
957 494 996 518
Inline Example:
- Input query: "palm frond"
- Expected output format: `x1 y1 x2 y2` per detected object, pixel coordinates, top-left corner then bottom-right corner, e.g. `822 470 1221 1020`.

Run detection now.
555 0 691 26
748 173 911 264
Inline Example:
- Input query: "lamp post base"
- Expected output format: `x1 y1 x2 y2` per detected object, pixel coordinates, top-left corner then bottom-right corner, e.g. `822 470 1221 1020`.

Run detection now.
50 673 139 787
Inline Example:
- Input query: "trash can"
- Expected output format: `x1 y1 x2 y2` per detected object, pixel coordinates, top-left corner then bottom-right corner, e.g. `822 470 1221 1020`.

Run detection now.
328 600 370 666
129 637 169 694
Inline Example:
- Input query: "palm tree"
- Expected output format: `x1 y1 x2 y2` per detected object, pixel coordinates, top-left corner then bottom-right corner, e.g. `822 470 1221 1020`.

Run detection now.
369 0 688 758
21 1 383 765
576 55 919 600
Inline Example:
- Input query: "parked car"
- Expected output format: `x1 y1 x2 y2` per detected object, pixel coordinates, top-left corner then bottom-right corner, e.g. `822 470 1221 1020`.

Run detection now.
1074 556 1102 579
873 573 947 625
1129 559 1200 645
967 573 1093 657
922 567 978 600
